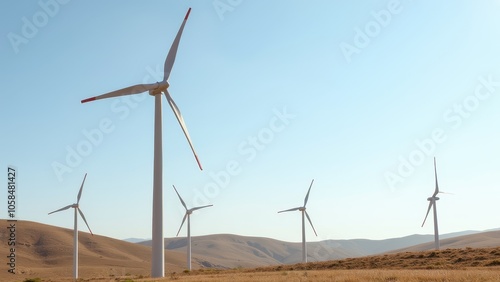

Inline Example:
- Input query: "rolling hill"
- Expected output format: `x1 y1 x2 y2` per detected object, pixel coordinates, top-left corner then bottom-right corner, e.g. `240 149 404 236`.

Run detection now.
137 230 482 266
0 220 187 281
391 230 500 253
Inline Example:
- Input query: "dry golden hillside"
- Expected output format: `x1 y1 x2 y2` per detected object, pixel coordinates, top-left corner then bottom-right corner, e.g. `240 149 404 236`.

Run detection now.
391 230 500 253
0 220 187 281
167 247 500 282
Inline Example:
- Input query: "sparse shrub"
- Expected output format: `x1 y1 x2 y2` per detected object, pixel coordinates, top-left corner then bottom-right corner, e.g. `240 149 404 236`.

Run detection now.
170 271 179 280
23 279 42 282
475 256 486 261
454 257 464 263
486 260 500 266
183 269 190 274
490 250 500 255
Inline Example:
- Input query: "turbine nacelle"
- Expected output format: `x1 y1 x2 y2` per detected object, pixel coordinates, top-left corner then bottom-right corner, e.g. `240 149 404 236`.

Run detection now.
148 81 170 96
299 207 306 211
427 196 439 201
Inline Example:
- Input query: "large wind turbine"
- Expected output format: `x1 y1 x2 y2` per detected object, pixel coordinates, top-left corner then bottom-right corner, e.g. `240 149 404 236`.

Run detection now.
48 173 93 280
80 8 201 277
173 185 212 271
421 157 442 250
278 179 317 263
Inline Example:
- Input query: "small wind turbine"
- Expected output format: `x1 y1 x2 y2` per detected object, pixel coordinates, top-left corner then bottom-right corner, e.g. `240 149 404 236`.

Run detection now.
80 8 201 278
48 173 93 280
278 179 317 263
173 185 212 271
421 157 442 250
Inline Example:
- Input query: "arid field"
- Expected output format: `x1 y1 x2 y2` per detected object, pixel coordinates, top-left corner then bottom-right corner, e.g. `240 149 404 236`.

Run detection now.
149 269 500 282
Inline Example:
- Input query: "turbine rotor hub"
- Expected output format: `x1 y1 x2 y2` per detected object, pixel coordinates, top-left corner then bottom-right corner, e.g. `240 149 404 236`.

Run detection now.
149 81 169 95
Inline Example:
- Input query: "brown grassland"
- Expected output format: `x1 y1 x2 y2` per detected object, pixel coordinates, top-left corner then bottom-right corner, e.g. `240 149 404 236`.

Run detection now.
13 247 500 281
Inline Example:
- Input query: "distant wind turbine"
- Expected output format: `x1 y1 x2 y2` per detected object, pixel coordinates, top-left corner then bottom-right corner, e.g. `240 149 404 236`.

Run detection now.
173 185 213 271
80 8 201 278
278 179 318 263
421 157 443 250
48 173 93 280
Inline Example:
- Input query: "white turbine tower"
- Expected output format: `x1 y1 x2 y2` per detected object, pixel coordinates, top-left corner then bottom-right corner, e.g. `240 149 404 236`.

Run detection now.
48 173 93 280
421 157 442 250
80 8 201 277
278 179 317 263
172 185 212 271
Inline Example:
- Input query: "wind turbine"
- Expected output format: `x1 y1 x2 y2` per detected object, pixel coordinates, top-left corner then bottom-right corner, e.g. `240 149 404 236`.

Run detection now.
421 157 442 250
278 179 317 263
48 173 93 280
173 185 212 271
80 8 201 278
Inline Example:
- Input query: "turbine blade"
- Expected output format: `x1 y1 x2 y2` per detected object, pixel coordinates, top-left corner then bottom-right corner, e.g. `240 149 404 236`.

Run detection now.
305 211 318 236
190 204 213 212
77 173 87 204
81 83 158 103
164 90 202 170
172 185 188 210
278 207 301 213
163 8 191 82
176 213 188 237
421 201 433 227
433 157 439 196
78 208 93 236
304 179 314 207
48 204 73 215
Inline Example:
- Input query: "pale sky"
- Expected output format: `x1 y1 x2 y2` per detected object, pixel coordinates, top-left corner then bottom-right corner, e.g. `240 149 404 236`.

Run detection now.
2 0 500 243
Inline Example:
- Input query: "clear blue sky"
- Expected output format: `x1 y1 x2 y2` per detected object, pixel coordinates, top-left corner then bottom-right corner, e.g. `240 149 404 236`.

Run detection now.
2 0 500 243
